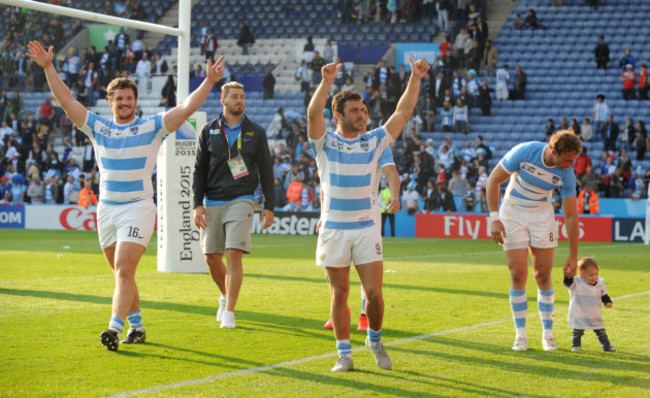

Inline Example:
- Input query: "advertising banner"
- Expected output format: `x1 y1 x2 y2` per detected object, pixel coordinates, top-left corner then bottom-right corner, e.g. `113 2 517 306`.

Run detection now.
415 214 613 242
25 205 97 231
395 43 440 72
88 24 125 53
251 211 320 235
612 217 646 243
157 112 206 273
0 205 25 229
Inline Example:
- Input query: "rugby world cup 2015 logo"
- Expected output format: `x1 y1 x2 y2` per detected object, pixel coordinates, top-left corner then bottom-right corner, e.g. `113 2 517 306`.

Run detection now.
174 118 197 156
552 176 560 184
176 119 197 141
361 142 369 151
130 126 139 135
523 163 536 173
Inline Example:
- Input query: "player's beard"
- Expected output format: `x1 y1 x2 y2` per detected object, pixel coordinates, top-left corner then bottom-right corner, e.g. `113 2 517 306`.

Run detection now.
115 105 135 123
341 117 364 133
224 103 245 116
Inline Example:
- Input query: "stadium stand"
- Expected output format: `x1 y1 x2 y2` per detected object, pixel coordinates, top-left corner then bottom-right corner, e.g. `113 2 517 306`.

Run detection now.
1 0 648 210
458 0 650 173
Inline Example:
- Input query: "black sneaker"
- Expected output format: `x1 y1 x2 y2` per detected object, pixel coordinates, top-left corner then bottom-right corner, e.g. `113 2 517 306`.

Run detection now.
100 330 120 351
121 329 146 344
603 346 617 352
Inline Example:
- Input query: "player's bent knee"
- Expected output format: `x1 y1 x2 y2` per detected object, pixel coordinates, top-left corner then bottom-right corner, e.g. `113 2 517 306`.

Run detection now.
332 287 350 298
364 289 383 303
115 266 136 281
205 253 223 266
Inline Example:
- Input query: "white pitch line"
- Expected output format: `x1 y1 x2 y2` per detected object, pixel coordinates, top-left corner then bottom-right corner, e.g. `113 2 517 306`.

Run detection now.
102 289 650 398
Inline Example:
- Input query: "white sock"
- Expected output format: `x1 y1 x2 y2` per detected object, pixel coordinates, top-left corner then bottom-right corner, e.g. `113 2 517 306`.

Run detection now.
543 329 554 339
516 328 527 339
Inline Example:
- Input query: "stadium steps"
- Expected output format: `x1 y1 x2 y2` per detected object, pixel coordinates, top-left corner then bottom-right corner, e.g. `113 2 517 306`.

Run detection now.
462 0 650 168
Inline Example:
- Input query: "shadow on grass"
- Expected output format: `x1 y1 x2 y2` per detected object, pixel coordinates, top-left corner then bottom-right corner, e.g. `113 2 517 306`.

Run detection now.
426 336 650 367
390 336 650 384
0 287 421 342
265 366 442 397
110 346 492 397
130 342 268 370
396 369 544 397
247 273 511 300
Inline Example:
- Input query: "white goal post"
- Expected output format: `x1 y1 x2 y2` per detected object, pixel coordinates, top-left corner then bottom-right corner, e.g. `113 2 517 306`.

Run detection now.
3 0 209 270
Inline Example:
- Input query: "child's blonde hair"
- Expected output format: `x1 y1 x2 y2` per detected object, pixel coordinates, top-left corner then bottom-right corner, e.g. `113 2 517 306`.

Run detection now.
578 257 599 273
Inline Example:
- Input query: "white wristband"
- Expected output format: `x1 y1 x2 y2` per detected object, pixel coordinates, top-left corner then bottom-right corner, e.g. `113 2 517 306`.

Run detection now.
489 211 499 222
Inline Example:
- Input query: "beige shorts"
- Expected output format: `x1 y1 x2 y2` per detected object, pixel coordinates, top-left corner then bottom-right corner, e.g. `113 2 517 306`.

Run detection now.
200 199 255 254
500 201 558 251
97 200 156 250
316 226 383 268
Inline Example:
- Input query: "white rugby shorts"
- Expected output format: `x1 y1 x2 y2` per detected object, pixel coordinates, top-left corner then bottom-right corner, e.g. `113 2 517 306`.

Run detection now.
500 201 558 251
316 225 383 268
97 200 156 249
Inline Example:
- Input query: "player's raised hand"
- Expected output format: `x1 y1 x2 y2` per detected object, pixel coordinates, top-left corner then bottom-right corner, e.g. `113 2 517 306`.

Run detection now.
321 62 342 82
26 41 54 69
408 56 430 80
206 55 226 84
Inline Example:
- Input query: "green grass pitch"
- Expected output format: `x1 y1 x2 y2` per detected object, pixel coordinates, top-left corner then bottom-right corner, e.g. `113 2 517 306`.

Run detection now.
1 229 648 397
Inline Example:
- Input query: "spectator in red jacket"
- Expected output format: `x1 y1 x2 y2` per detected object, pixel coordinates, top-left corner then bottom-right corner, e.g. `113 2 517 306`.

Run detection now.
621 64 637 100
574 147 592 178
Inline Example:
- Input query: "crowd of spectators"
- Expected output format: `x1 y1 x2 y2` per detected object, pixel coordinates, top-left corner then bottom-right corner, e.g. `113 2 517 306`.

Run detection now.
264 105 497 214
334 0 487 27
1 4 647 217
542 92 650 212
0 87 102 205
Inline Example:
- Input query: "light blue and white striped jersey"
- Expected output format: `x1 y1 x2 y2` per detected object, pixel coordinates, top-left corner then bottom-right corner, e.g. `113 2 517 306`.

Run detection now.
373 147 395 198
310 127 393 230
500 141 576 207
372 148 395 224
592 101 610 122
80 111 170 204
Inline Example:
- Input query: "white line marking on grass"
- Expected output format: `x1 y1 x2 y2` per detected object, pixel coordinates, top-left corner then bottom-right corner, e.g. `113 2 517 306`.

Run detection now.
102 289 650 398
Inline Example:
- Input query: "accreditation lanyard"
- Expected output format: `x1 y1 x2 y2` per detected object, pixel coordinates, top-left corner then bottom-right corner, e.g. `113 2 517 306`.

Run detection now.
221 118 249 180
221 120 242 160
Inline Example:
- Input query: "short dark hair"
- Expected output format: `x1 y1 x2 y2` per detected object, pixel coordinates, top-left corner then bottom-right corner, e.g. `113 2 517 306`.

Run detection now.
106 78 138 100
549 129 581 155
332 90 362 116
